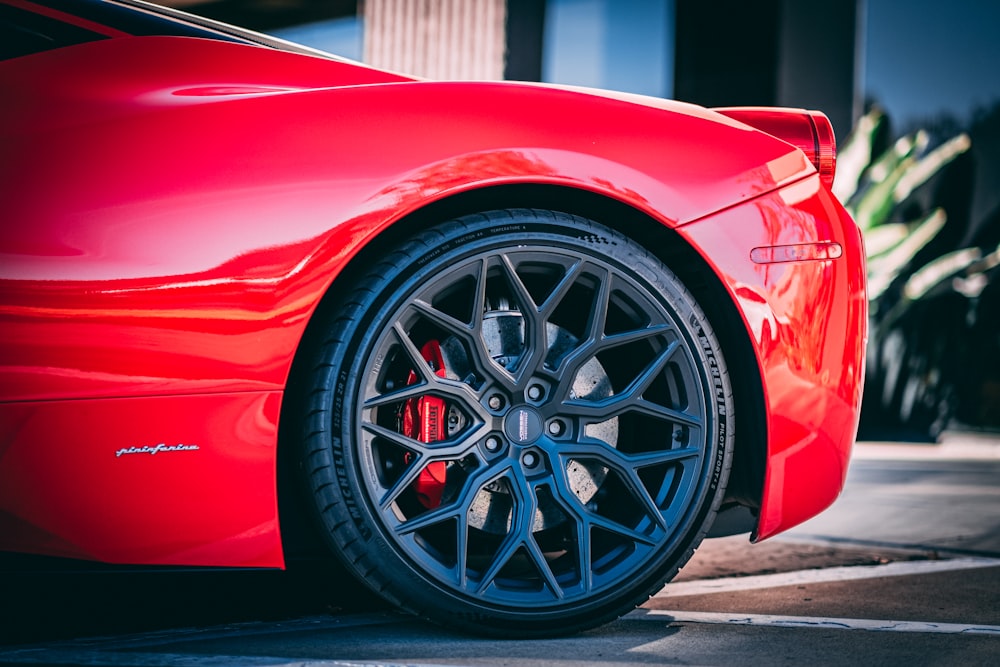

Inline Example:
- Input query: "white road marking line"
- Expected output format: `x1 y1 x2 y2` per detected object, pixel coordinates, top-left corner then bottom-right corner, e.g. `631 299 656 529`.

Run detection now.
658 557 1000 597
630 609 1000 635
853 439 1000 461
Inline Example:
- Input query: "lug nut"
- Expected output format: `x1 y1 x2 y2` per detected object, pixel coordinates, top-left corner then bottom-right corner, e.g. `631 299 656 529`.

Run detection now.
527 384 544 401
488 395 504 410
485 436 502 452
547 420 564 436
522 451 539 468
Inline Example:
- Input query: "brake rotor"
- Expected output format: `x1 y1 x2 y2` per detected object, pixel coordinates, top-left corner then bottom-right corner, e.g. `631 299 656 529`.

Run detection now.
402 305 615 531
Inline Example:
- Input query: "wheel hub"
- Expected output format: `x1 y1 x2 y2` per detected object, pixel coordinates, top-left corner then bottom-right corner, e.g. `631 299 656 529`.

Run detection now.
503 406 543 445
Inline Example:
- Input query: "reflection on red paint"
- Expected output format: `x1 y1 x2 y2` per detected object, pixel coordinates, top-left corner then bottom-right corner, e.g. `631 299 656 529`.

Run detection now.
678 181 867 540
0 23 862 567
0 392 283 567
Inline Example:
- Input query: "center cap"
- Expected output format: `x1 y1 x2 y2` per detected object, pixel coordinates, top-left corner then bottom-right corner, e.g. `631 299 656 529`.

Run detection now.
503 406 543 445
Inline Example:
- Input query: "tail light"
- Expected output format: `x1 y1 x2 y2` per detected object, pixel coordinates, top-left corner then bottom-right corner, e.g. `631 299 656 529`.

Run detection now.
715 107 837 189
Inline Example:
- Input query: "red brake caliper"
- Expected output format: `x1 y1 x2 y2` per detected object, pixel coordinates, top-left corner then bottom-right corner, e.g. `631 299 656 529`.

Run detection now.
402 340 449 508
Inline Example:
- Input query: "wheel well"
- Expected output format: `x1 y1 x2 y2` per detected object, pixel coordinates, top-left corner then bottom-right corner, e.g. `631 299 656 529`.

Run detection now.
277 184 767 558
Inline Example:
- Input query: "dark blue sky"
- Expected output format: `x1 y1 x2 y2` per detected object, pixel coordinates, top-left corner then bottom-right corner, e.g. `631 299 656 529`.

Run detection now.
865 0 1000 128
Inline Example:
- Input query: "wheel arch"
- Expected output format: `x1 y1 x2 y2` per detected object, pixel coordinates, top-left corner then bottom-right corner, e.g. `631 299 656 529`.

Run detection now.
276 183 767 559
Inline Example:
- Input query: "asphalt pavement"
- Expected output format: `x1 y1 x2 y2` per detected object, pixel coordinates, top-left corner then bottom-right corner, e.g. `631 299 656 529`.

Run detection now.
1 432 997 665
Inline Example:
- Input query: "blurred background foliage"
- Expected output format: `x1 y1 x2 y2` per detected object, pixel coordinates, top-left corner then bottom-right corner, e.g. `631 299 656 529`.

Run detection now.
837 103 1000 440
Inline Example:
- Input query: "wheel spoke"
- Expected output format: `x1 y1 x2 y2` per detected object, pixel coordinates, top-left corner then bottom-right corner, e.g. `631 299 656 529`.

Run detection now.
494 253 594 379
498 253 539 312
599 322 673 350
469 256 489 334
360 420 470 455
555 319 672 387
554 442 701 532
376 454 429 511
519 477 567 598
371 439 481 512
362 377 480 413
537 258 587 318
538 264 610 382
544 470 658 595
616 467 668 531
582 265 612 347
560 340 696 424
551 472 659 547
408 299 474 345
611 336 680 396
455 510 471 590
562 394 702 428
393 497 465 535
561 441 700 474
476 532 564 599
629 399 703 427
391 321 440 382
581 507 660 546
359 420 422 451
360 419 480 511
410 259 519 390
572 514 594 593
521 531 565 599
360 323 484 414
474 471 564 599
497 253 545 380
361 382 429 409
394 462 507 535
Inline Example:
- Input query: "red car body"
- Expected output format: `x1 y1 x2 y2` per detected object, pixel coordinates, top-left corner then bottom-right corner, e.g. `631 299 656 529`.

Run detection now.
0 0 865 615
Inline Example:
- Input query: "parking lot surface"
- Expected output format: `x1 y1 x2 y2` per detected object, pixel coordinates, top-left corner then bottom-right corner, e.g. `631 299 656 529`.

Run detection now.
2 433 998 665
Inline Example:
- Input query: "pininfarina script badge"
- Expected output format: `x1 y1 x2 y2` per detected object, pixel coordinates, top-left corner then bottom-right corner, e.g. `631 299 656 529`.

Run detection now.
115 443 200 458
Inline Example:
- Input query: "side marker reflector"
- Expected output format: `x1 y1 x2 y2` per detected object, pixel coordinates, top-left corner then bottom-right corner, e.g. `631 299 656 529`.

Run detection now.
750 242 843 264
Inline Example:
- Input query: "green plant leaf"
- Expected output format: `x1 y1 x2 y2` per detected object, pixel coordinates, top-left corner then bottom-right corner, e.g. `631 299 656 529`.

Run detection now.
892 133 971 203
833 108 884 202
867 208 946 302
864 222 910 259
903 247 982 301
849 132 927 230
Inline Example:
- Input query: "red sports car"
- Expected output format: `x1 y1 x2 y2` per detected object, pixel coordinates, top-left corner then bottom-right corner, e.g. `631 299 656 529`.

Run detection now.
0 0 867 636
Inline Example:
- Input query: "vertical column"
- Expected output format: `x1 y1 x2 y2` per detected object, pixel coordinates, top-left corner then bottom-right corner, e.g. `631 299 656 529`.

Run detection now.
776 1 861 141
503 0 546 81
673 0 781 108
363 0 508 80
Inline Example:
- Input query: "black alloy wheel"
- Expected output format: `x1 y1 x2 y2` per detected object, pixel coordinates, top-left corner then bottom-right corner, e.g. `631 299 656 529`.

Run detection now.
297 209 734 636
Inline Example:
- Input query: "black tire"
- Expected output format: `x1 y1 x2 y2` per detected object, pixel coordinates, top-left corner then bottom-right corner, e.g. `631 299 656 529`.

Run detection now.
295 209 733 636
